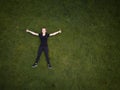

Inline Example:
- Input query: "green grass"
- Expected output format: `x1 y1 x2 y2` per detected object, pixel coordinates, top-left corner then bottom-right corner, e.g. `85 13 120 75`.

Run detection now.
0 0 120 90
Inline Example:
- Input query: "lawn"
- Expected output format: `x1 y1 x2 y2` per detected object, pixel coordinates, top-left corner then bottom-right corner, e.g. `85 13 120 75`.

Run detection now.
0 0 120 90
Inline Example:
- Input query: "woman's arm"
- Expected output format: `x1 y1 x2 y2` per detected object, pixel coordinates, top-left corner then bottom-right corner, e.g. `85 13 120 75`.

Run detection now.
49 30 62 36
26 29 39 36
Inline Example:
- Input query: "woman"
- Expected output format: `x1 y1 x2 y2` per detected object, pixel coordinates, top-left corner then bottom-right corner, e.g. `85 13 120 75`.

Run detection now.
26 28 62 69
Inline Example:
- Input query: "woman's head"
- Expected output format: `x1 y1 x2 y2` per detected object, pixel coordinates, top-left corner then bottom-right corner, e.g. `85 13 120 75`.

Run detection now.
41 27 47 34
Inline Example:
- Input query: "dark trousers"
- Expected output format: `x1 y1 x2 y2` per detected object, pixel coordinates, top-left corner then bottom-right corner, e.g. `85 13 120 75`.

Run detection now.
35 46 51 65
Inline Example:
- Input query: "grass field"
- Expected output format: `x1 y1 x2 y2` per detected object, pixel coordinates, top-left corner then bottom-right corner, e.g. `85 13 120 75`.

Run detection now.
0 0 120 90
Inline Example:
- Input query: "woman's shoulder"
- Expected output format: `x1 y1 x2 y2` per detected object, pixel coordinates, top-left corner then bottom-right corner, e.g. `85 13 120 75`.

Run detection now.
46 33 50 37
39 33 42 35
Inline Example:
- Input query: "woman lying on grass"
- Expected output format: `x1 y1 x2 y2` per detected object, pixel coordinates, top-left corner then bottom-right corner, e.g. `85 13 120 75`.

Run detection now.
26 28 62 69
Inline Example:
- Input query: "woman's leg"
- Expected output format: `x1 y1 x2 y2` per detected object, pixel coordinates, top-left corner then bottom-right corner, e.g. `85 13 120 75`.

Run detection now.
44 47 51 67
35 46 43 64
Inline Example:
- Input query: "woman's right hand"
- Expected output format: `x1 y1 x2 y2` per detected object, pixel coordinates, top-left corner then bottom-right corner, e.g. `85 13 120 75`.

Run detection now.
58 30 62 33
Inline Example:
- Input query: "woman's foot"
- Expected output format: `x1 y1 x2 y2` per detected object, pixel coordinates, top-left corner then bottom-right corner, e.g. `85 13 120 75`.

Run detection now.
48 64 52 69
32 63 38 68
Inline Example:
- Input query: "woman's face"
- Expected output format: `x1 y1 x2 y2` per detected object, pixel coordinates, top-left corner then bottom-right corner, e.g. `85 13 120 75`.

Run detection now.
42 28 47 33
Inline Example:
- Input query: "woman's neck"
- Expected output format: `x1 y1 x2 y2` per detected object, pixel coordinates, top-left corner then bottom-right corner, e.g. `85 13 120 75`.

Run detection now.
42 33 46 36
